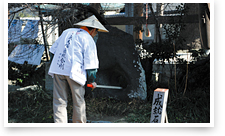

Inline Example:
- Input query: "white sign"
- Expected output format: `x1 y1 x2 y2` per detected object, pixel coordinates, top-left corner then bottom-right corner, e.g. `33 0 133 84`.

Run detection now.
150 88 169 123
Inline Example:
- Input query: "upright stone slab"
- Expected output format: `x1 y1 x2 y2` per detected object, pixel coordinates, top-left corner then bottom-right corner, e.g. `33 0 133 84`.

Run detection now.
87 25 147 101
150 88 169 123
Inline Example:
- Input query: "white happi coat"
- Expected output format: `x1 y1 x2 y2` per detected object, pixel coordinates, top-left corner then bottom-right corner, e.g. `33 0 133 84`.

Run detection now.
48 28 99 86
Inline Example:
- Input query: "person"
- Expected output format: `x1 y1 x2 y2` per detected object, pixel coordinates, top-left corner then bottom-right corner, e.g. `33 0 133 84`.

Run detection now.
48 15 109 123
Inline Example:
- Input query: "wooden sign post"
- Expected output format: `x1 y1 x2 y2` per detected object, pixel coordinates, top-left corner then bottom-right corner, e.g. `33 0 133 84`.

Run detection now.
150 88 169 123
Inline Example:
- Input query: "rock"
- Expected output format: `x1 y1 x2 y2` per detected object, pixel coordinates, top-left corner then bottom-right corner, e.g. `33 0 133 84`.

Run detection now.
85 25 147 101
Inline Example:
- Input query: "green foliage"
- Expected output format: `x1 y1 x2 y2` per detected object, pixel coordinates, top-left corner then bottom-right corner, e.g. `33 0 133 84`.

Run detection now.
162 4 185 37
143 41 176 63
189 49 208 61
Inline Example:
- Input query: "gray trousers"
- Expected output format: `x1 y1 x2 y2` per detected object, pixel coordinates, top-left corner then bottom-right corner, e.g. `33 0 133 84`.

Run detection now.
53 74 86 123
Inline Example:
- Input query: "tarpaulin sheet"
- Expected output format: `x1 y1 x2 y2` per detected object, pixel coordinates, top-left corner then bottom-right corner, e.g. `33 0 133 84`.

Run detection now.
21 20 39 39
8 44 45 65
8 20 39 44
8 20 23 44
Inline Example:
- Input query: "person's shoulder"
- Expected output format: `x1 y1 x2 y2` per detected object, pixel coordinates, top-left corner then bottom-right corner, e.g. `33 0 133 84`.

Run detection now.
63 28 79 33
76 29 91 38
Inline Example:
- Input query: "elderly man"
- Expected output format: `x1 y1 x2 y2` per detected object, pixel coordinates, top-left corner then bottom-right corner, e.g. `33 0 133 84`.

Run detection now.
48 15 109 123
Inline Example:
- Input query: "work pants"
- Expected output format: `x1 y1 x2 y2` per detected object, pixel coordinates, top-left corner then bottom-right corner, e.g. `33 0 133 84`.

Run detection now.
53 74 86 123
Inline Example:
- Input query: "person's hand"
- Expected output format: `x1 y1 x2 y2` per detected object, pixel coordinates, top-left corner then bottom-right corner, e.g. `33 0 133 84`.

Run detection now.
91 82 97 89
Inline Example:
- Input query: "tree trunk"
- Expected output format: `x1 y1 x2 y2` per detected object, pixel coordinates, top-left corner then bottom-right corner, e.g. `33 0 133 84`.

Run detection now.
133 3 143 41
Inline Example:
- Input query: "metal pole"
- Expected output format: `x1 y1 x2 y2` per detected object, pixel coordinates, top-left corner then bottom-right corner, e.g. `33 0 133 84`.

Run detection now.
38 5 49 61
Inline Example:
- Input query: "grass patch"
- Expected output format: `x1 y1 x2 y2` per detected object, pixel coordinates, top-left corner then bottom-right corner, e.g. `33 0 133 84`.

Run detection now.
8 86 53 123
8 85 209 123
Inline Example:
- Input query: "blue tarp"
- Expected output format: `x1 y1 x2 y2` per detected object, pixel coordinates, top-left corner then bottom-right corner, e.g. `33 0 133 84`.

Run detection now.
8 44 45 65
8 20 23 44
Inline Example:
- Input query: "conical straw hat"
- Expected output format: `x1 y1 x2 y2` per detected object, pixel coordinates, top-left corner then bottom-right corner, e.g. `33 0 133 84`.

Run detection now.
74 15 109 32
